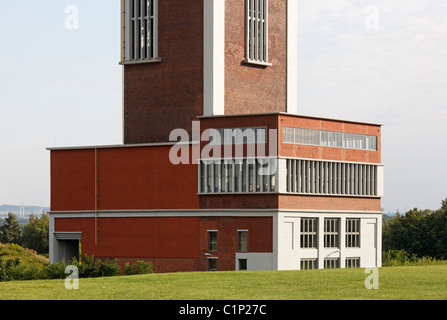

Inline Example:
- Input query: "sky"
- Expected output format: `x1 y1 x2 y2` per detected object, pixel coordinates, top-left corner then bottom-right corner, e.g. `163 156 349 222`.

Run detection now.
0 1 446 213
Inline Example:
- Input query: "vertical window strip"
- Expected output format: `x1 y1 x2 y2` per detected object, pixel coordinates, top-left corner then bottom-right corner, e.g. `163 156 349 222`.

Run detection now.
283 159 379 196
199 158 276 194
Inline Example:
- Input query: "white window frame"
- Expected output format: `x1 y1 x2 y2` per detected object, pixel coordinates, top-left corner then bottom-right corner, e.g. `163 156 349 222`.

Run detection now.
245 0 271 66
324 258 339 269
300 258 317 270
345 219 361 248
324 218 340 248
345 257 360 268
121 0 160 64
300 218 318 249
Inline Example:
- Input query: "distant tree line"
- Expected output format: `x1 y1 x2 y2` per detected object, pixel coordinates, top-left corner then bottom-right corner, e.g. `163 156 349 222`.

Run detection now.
383 198 447 260
0 212 48 254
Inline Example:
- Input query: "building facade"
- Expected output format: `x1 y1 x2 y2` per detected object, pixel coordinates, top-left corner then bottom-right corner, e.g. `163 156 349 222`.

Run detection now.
48 0 383 272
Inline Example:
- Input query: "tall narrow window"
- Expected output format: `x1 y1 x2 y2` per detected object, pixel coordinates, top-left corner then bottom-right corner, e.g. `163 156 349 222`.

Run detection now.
208 258 218 271
346 219 360 248
300 218 317 248
208 231 218 251
245 0 271 66
324 218 340 248
238 230 248 252
122 0 159 63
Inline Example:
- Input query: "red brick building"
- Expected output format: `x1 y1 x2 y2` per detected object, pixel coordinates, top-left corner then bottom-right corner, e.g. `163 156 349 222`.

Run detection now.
48 0 383 272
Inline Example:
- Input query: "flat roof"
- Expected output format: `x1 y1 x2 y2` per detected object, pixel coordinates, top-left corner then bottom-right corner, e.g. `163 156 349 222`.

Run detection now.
48 112 382 151
46 141 195 151
198 112 384 127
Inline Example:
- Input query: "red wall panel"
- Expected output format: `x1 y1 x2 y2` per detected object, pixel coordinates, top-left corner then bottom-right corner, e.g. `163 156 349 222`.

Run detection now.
50 150 95 211
55 217 200 258
51 145 200 212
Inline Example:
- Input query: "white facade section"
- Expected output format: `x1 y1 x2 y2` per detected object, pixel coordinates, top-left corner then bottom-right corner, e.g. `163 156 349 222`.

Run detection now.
204 0 225 116
236 252 273 271
275 211 382 270
287 0 298 114
376 165 385 197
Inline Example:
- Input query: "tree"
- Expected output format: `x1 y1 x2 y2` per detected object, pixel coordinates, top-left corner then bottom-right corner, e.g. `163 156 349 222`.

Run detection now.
0 213 22 244
22 212 49 254
382 198 447 260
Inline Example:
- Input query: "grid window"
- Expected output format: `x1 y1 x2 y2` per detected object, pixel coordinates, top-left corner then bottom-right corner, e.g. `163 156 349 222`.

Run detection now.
245 0 270 65
122 0 158 62
346 257 360 268
238 259 248 271
324 258 339 269
283 127 377 151
300 259 317 270
300 218 317 248
238 231 248 252
211 127 267 145
208 231 217 251
324 218 340 248
346 219 360 248
208 258 218 271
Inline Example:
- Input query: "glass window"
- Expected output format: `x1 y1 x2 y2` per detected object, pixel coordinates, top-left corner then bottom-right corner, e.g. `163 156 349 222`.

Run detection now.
208 258 218 271
300 218 317 248
246 0 270 65
301 259 317 270
346 257 360 268
122 0 158 62
238 231 248 252
283 127 377 151
346 219 360 248
324 258 339 269
208 231 217 251
238 259 248 271
324 218 340 248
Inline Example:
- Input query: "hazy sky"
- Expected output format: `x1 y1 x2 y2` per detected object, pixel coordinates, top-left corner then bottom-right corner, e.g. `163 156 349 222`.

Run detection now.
1 1 446 213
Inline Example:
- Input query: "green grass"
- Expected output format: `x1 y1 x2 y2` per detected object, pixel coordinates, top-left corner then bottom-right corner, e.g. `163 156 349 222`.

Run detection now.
1 264 447 300
0 243 49 269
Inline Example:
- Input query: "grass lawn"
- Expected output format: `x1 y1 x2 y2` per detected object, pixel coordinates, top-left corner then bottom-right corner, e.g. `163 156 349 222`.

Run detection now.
0 264 446 300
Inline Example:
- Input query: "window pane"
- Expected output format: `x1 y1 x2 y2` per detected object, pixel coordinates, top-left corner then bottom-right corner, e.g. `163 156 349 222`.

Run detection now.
238 231 248 252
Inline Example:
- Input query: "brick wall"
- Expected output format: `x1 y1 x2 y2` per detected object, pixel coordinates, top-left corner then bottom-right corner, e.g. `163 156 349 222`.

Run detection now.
124 0 204 144
224 0 287 114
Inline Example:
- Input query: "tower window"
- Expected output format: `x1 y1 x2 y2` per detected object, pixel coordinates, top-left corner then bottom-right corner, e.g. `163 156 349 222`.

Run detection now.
122 0 159 63
245 0 271 66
